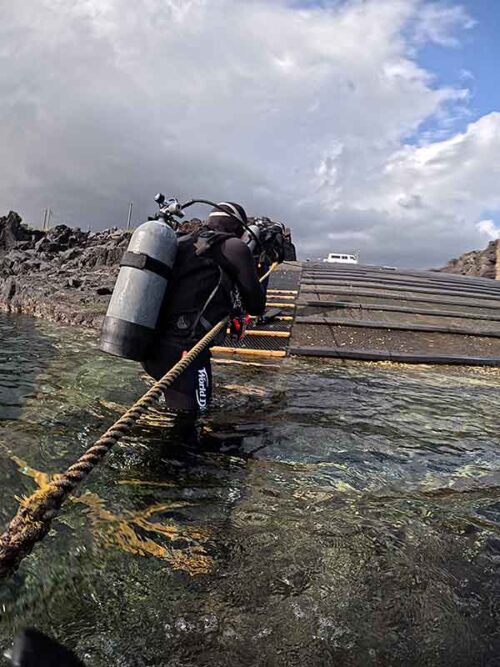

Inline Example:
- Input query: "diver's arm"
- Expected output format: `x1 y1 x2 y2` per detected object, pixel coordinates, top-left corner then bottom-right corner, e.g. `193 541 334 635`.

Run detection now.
219 238 266 315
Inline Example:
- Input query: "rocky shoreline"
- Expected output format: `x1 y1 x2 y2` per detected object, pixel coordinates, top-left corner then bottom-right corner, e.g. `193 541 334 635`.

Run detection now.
0 211 293 332
1 210 498 334
437 239 499 279
0 211 129 331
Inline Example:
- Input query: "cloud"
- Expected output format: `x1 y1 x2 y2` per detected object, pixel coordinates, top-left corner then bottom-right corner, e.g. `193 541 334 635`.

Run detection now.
477 219 500 241
0 0 496 267
411 2 475 47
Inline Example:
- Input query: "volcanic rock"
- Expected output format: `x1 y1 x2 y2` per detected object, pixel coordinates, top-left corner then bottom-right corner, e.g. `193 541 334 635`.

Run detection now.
0 210 297 330
0 211 43 251
438 240 499 279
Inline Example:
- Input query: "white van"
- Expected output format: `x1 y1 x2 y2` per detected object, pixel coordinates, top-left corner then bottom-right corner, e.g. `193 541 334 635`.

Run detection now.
323 252 358 264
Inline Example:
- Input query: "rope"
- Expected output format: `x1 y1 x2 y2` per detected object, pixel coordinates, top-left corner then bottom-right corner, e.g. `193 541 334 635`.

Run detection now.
0 262 277 580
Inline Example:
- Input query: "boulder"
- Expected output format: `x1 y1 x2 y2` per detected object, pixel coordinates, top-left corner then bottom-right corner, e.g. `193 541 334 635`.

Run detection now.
96 286 113 295
2 277 16 301
60 248 80 263
0 211 39 250
438 240 498 279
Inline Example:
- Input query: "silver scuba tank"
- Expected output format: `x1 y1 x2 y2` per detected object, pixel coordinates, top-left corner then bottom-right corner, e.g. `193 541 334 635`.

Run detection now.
99 219 178 361
241 224 261 253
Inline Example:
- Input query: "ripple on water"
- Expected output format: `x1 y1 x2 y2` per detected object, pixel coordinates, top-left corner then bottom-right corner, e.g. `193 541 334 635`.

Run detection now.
0 313 498 666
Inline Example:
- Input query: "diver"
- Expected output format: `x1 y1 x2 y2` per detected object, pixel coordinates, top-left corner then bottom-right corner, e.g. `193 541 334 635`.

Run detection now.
140 201 266 416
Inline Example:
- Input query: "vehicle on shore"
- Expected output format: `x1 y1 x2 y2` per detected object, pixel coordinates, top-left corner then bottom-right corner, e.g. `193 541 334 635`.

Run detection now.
323 252 358 264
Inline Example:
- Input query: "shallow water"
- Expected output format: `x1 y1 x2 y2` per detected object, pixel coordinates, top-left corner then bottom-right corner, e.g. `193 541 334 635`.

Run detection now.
0 312 498 666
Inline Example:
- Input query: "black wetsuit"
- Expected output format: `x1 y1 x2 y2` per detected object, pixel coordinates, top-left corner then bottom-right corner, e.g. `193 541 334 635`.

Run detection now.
142 228 265 414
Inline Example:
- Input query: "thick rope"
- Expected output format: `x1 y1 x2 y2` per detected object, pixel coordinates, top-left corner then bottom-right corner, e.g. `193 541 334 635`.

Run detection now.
0 263 277 580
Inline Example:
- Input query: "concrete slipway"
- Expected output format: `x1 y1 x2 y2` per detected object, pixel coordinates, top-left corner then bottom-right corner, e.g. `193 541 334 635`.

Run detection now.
214 262 500 366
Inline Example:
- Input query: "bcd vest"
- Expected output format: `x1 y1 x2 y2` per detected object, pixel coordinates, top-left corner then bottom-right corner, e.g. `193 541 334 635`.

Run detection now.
156 228 237 344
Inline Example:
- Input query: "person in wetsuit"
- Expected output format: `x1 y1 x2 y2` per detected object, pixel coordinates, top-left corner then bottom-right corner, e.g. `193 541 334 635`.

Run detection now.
142 202 266 415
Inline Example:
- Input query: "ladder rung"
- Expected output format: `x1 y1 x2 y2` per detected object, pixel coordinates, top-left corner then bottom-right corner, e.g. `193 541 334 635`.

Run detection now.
246 330 290 338
211 347 287 358
225 329 290 338
265 293 296 300
266 302 296 308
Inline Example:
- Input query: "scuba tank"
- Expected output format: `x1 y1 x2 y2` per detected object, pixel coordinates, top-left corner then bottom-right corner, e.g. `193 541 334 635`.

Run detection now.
99 196 290 362
99 196 182 361
241 224 261 254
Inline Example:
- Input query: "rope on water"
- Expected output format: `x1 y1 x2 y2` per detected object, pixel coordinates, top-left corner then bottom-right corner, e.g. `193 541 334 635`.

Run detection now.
0 318 227 579
0 262 278 580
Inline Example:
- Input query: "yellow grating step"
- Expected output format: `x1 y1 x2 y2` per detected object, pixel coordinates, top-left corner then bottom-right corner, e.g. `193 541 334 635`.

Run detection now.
264 294 296 300
245 330 290 338
265 302 296 309
211 347 287 358
212 265 301 357
224 329 290 338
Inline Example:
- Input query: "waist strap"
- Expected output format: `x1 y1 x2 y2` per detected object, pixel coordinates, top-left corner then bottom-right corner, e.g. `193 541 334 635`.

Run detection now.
120 251 172 280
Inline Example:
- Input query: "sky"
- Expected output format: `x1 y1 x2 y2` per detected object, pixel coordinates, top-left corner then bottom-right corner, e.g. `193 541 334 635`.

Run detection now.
1 0 499 268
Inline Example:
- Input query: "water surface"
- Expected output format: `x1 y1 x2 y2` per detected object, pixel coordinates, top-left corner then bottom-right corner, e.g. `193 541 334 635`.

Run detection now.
0 313 498 666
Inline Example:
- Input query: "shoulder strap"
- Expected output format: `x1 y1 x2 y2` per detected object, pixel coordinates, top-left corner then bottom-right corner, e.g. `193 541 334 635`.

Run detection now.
193 228 235 256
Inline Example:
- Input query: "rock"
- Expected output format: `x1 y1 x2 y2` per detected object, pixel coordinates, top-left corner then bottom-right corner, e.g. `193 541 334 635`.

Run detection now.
5 249 26 264
438 240 498 279
34 237 50 253
14 241 32 251
0 211 38 250
47 224 72 245
0 210 298 333
24 259 41 271
2 277 16 301
60 248 79 263
104 246 125 266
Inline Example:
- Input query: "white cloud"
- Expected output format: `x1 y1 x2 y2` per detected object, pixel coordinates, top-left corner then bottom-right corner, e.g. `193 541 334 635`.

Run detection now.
477 219 500 241
411 2 475 47
0 0 496 267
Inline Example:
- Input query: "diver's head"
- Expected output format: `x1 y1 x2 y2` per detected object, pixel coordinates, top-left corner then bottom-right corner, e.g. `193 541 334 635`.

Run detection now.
207 202 247 236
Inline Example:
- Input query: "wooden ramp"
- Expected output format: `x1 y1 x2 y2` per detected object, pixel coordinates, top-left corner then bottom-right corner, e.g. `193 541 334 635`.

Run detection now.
289 262 500 366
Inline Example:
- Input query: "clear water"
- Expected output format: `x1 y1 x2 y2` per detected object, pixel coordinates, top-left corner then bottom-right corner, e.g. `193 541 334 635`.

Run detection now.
0 312 498 666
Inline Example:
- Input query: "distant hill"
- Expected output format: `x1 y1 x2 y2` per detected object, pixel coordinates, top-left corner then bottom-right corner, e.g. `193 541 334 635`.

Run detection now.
437 239 499 280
